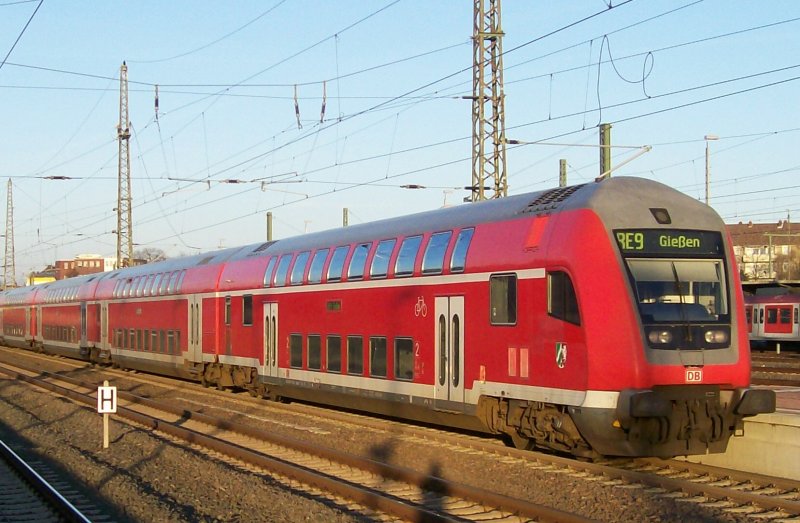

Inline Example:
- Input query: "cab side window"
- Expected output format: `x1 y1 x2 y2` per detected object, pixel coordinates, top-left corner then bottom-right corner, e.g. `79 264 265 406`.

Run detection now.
548 271 580 325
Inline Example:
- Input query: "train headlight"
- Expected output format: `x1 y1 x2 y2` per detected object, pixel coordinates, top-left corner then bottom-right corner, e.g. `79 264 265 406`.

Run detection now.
704 329 729 344
647 330 673 345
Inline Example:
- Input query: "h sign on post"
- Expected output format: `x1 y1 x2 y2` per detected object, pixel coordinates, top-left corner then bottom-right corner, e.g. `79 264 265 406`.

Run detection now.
97 382 117 414
97 380 117 449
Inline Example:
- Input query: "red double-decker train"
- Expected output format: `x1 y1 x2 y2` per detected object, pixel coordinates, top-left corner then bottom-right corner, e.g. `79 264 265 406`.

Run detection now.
0 177 774 458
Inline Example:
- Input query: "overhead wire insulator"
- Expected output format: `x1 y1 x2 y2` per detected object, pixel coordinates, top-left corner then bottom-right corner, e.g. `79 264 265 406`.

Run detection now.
294 84 302 129
154 84 159 121
320 81 327 124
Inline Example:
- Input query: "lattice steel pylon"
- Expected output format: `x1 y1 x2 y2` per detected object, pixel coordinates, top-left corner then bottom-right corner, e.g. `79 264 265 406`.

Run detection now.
116 61 133 269
470 0 508 202
3 180 16 290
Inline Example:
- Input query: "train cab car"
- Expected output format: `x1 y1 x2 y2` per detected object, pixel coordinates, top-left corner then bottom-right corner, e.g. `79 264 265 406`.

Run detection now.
0 176 776 459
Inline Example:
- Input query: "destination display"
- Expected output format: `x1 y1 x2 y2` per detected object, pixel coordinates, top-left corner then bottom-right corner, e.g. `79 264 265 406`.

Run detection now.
614 229 724 256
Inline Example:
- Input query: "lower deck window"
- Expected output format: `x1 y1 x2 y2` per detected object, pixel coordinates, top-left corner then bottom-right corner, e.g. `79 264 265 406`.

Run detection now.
394 338 414 380
308 334 321 370
347 336 363 375
327 336 341 373
290 334 303 368
369 337 387 377
490 273 517 325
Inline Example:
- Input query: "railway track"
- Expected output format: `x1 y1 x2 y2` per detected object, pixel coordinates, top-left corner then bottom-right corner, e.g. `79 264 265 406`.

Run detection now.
4 347 800 521
752 352 800 386
0 438 95 523
0 359 587 523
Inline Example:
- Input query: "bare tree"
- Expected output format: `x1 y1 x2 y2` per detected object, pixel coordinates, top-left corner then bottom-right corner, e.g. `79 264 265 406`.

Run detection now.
134 247 168 264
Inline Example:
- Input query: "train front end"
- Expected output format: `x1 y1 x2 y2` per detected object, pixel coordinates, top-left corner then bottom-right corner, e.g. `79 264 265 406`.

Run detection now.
571 178 775 457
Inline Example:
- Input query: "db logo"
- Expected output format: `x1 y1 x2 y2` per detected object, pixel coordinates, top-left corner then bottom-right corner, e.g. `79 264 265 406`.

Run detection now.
685 368 703 383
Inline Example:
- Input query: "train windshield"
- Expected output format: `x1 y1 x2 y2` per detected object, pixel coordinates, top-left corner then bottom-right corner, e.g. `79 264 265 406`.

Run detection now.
627 259 728 323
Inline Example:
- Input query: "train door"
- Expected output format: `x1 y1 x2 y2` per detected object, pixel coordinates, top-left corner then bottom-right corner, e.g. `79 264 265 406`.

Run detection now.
263 302 279 378
765 305 792 335
187 295 202 362
434 296 465 410
100 302 108 350
36 305 42 342
80 302 87 346
25 307 31 341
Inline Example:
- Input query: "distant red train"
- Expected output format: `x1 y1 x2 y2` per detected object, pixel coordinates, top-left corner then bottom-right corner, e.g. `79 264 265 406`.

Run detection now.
745 289 800 346
0 177 774 458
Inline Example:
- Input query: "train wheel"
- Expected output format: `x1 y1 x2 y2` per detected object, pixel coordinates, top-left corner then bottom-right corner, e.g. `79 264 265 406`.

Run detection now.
506 431 534 451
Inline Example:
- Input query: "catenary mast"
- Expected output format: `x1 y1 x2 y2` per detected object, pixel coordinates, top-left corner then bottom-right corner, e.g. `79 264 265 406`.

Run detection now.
470 0 507 201
116 62 133 268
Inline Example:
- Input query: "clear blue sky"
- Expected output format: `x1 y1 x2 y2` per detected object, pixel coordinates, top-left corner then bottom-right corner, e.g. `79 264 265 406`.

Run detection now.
1 0 799 281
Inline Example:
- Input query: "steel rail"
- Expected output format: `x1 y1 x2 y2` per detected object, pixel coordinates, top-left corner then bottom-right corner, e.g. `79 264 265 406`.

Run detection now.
0 363 590 523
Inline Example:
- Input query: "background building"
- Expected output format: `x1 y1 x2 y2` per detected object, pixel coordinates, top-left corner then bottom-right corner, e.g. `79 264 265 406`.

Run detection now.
728 220 800 282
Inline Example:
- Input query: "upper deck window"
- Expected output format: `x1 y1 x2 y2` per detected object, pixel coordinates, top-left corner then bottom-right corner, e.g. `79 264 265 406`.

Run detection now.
290 251 310 285
395 236 422 277
450 228 474 273
327 246 349 282
263 257 277 287
422 231 452 274
348 243 371 280
308 248 329 284
370 239 396 279
273 254 293 287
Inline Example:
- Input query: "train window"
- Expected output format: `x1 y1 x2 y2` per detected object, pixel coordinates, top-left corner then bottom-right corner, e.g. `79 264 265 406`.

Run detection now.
348 243 371 280
438 315 447 386
123 280 133 298
291 251 311 285
113 280 122 298
274 255 292 287
746 308 752 325
780 308 791 324
394 338 414 380
422 231 453 274
224 296 232 325
150 274 163 296
395 236 422 277
308 334 321 370
370 240 396 279
263 257 277 287
327 336 342 373
450 228 474 273
137 329 143 351
327 246 349 282
160 330 167 353
767 309 777 324
796 308 799 325
290 334 303 368
159 273 171 295
174 331 181 354
143 329 150 351
167 331 176 354
490 274 518 325
129 329 136 350
347 336 364 375
114 329 122 348
308 249 329 284
548 271 580 326
176 270 187 293
167 271 181 294
142 275 153 297
151 331 159 352
759 308 764 324
369 337 387 378
242 295 253 326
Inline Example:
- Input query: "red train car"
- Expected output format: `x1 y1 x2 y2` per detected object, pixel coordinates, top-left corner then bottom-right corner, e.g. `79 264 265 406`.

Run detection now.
745 289 800 346
0 177 775 458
